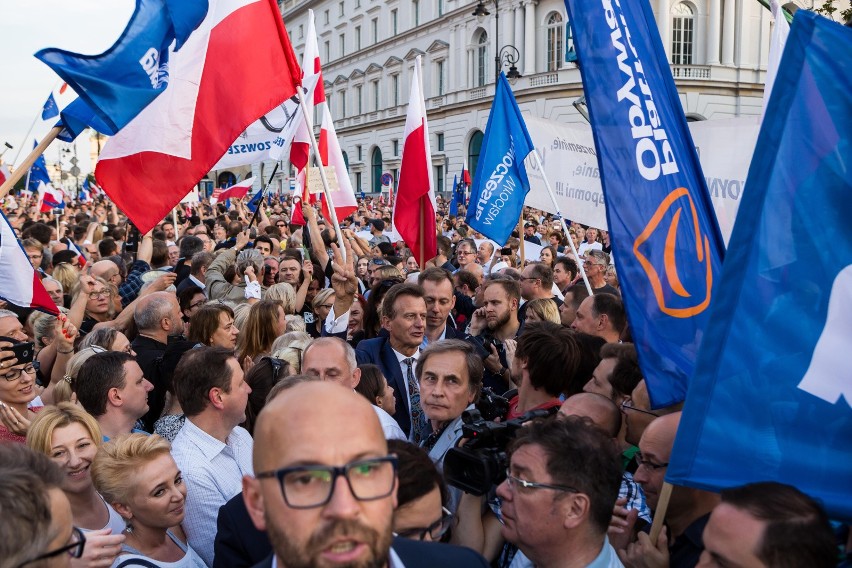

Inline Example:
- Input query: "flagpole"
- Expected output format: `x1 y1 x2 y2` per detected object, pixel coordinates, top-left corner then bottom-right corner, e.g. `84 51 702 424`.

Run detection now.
649 482 673 544
247 163 280 231
531 150 594 296
419 202 425 267
0 126 62 202
295 89 347 261
518 216 525 265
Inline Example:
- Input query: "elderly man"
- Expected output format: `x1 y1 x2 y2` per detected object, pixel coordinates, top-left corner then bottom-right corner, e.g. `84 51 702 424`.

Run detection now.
417 339 483 512
302 336 405 441
242 382 488 568
207 231 267 303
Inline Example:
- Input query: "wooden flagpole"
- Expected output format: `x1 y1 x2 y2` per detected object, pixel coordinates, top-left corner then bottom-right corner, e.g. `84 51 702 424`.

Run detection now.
649 482 673 544
0 127 62 201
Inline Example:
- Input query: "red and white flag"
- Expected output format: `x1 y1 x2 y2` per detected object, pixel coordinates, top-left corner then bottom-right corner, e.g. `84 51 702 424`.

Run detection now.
393 56 437 266
95 0 301 233
0 165 10 187
211 177 255 205
0 211 58 314
275 10 357 224
461 161 472 186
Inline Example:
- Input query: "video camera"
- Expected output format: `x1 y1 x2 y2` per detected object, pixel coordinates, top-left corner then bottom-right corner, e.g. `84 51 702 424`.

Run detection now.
443 406 559 496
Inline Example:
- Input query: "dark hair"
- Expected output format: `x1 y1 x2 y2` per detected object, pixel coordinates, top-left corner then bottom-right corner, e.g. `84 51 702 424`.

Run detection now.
571 332 606 396
178 235 204 258
190 251 213 276
555 257 578 282
454 269 479 293
178 284 205 313
591 293 627 334
244 357 291 435
376 242 394 257
75 351 134 417
564 283 590 312
370 218 386 232
388 439 448 509
253 235 274 253
150 239 169 266
22 222 52 246
417 266 453 287
188 303 235 345
172 347 237 416
381 283 425 320
436 235 452 256
509 416 621 535
484 277 521 304
720 482 836 568
600 343 643 401
525 262 554 289
355 364 386 404
516 322 581 397
227 220 243 238
361 280 398 339
98 237 118 258
416 339 484 403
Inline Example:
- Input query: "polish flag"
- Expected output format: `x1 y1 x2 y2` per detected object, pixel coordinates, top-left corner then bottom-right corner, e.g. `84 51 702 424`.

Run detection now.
393 56 437 266
282 10 357 225
0 211 58 314
461 161 472 186
95 0 301 234
0 165 10 187
212 177 255 204
67 240 88 269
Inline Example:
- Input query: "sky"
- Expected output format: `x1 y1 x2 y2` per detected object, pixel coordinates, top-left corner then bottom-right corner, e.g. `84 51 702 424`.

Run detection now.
0 0 134 174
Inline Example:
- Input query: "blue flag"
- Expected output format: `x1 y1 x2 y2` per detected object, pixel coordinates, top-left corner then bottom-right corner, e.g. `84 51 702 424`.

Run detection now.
41 93 59 120
28 141 52 194
465 73 535 245
246 189 263 214
35 0 207 135
55 98 114 142
564 0 725 408
668 11 852 521
449 174 460 217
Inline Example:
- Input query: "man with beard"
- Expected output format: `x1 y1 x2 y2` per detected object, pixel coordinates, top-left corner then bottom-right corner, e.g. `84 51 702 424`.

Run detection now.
465 278 521 393
243 381 488 568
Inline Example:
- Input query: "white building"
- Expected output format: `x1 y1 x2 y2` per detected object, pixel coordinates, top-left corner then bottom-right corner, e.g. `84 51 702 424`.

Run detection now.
216 0 820 196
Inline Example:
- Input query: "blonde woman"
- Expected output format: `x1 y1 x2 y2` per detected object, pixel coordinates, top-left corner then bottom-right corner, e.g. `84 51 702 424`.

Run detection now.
92 433 205 567
524 298 561 324
308 288 335 338
27 403 126 567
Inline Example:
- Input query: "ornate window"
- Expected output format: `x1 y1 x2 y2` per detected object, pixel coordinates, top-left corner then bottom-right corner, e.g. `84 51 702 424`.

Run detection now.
476 31 489 87
671 2 695 65
546 13 564 72
371 147 383 193
468 131 484 183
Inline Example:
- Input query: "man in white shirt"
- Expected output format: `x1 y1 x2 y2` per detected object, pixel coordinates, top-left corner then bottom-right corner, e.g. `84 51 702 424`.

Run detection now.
170 347 254 566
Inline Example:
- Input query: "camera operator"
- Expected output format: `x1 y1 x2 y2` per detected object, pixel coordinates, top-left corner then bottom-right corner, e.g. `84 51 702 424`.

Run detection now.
465 277 521 393
416 339 485 514
506 321 581 420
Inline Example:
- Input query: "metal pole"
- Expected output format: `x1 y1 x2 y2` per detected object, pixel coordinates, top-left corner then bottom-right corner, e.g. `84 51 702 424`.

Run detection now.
494 0 500 81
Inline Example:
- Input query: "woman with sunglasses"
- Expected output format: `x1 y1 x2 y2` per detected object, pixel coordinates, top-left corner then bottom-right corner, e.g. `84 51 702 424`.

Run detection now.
91 433 205 568
27 403 127 567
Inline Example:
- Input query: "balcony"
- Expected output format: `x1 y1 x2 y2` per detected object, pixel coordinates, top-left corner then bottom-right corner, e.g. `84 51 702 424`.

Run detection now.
671 65 711 79
530 73 559 87
469 87 487 100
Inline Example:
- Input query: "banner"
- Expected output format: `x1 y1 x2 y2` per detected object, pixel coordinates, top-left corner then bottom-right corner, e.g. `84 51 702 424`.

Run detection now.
564 0 726 408
668 10 852 520
523 115 759 245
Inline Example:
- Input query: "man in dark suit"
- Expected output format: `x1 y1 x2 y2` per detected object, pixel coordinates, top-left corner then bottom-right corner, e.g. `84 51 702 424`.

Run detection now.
242 382 487 568
418 267 463 347
355 283 427 441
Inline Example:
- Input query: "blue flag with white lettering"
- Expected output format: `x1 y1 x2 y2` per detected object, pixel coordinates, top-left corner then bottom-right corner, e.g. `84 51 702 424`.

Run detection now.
41 93 59 120
564 0 725 408
465 73 534 245
35 0 207 135
668 10 852 520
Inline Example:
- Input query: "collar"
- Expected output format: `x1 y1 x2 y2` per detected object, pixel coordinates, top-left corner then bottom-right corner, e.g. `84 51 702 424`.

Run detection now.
586 537 620 568
181 417 231 460
189 274 205 289
392 347 420 364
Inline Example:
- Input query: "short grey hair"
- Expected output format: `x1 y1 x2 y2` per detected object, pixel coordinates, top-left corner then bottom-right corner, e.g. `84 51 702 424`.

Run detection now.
303 337 357 375
42 276 63 295
236 249 264 276
0 309 20 321
133 294 175 332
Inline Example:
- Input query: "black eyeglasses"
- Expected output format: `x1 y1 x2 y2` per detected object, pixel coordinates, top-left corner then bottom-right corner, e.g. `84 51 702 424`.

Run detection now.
1 362 39 382
18 526 86 567
620 401 660 418
635 451 669 471
255 456 398 509
395 506 454 541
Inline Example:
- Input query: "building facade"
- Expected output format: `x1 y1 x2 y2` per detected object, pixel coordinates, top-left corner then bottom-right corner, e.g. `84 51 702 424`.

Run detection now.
221 0 808 196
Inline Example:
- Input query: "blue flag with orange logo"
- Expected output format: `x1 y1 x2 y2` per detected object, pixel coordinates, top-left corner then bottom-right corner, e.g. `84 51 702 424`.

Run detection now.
564 0 725 407
668 10 852 520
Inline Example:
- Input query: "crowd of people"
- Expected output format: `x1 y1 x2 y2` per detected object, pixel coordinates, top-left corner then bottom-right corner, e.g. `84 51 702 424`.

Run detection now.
0 190 847 568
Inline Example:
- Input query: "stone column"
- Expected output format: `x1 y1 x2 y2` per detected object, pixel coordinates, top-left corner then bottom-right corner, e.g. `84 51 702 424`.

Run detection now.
657 0 670 62
707 0 720 64
524 0 536 75
722 0 735 65
514 4 525 74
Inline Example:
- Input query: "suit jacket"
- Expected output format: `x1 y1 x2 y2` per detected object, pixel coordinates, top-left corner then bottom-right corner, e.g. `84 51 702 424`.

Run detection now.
131 334 168 432
251 537 488 568
355 337 412 437
213 492 271 568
